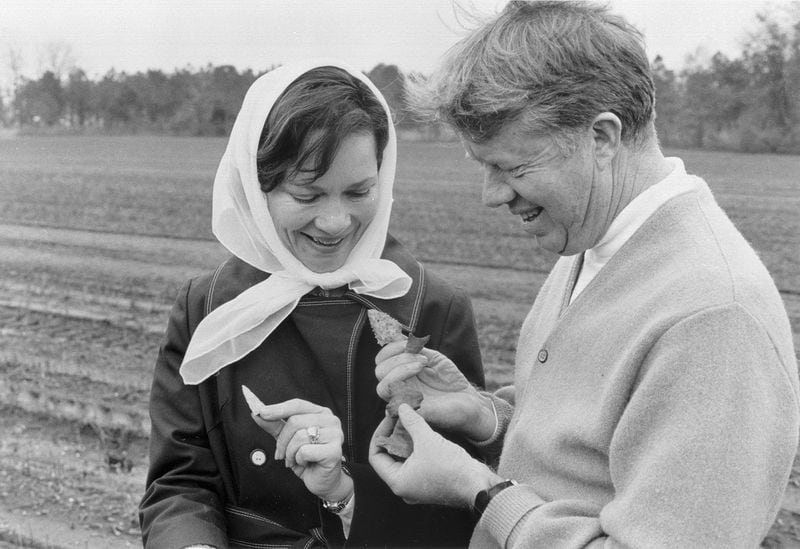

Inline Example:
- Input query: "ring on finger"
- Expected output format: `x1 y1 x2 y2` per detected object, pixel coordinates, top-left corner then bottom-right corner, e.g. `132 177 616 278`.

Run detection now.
307 425 321 445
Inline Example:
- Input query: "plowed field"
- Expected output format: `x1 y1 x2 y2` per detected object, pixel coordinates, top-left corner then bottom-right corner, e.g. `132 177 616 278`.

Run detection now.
1 136 798 547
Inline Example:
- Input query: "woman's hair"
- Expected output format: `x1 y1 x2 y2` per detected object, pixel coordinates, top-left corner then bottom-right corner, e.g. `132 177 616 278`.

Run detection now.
408 0 655 150
256 66 389 193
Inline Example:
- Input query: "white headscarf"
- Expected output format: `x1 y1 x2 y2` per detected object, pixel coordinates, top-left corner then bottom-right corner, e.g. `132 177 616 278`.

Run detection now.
179 59 412 385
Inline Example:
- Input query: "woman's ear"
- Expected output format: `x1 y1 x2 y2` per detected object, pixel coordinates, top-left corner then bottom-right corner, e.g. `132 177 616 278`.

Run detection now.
591 112 621 169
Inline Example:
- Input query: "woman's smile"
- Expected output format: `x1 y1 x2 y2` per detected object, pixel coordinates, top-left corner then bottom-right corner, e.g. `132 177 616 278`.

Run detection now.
303 232 349 249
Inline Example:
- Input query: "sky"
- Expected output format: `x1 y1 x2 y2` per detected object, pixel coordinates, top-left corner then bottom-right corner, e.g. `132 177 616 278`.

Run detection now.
1 0 795 85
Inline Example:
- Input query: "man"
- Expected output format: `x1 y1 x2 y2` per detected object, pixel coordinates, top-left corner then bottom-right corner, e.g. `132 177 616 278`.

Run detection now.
368 1 800 547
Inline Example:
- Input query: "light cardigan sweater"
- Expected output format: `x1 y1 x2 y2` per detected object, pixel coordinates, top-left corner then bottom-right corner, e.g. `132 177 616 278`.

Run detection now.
472 167 800 548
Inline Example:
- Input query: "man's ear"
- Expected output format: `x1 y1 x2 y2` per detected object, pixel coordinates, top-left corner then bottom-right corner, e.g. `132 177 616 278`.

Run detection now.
591 112 621 169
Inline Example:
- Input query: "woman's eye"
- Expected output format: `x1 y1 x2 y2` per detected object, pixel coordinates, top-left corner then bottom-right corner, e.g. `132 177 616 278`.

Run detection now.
349 189 372 198
292 194 319 204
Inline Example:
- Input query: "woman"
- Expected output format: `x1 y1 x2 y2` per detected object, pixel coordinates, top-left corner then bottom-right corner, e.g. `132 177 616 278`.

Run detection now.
139 60 485 548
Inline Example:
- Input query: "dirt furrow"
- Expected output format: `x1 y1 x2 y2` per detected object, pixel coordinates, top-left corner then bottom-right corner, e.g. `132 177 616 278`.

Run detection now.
0 305 160 390
0 406 145 546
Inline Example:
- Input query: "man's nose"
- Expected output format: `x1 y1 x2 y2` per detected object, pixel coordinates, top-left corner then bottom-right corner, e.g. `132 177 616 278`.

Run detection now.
482 171 514 208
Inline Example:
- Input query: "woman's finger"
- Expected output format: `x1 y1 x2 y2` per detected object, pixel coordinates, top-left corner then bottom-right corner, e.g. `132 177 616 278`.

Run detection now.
290 463 305 478
294 442 341 469
251 414 285 438
257 398 331 420
274 412 340 460
283 427 311 468
284 426 343 468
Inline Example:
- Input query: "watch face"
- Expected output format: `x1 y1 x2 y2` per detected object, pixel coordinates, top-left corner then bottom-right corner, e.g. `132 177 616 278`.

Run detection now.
323 494 352 514
474 490 491 515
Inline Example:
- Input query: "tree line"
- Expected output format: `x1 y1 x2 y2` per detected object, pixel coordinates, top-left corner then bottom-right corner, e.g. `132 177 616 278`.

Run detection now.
3 3 798 153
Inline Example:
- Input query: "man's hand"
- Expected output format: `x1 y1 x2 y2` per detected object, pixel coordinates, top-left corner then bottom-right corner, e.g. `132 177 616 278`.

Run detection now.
369 404 501 507
375 340 496 440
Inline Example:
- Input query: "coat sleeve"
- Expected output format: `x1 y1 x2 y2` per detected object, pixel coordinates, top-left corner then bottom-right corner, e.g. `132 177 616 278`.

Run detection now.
139 278 228 549
474 303 800 549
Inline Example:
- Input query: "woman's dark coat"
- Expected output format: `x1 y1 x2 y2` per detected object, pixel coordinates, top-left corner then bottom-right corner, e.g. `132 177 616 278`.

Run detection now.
140 236 485 548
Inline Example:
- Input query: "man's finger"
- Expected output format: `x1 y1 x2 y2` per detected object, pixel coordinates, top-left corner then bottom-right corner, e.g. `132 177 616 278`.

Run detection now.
396 403 432 438
375 350 427 381
369 415 406 482
376 362 426 400
371 413 396 440
375 339 409 364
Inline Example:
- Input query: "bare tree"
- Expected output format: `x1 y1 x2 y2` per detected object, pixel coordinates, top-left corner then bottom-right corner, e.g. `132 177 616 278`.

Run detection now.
6 46 25 125
39 40 76 83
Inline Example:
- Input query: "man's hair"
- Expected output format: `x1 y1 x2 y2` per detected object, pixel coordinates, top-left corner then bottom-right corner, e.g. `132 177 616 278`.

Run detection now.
257 66 389 193
410 0 655 148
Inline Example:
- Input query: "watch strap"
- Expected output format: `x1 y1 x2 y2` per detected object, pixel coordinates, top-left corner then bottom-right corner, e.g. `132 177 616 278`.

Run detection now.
322 492 353 514
473 479 517 517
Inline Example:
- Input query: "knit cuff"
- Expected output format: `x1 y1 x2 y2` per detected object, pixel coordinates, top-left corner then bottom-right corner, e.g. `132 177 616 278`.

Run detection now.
478 483 544 547
466 392 513 462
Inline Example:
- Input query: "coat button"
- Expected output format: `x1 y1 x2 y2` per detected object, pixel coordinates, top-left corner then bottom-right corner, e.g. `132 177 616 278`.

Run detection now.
250 449 267 466
537 349 548 363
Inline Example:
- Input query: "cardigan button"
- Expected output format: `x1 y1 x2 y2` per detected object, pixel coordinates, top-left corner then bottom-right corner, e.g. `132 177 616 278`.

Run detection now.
537 349 548 363
250 449 267 466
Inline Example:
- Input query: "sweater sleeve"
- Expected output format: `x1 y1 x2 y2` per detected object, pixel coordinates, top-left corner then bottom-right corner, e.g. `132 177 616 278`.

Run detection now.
475 303 799 549
139 279 228 549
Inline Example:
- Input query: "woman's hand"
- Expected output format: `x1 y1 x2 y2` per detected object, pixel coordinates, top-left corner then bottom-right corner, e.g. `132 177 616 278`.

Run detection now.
369 404 501 507
375 340 496 441
252 399 352 502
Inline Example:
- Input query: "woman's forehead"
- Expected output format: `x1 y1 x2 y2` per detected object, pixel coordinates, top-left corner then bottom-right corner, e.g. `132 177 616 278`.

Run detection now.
285 133 379 188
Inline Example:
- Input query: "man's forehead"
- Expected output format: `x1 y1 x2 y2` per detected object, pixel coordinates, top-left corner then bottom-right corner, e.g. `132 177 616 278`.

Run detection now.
461 127 554 164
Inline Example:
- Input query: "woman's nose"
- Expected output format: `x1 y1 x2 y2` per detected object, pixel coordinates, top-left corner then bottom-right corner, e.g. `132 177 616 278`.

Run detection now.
314 204 352 234
482 171 514 208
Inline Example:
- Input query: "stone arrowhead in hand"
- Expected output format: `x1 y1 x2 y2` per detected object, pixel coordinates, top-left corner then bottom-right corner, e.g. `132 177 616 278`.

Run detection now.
375 382 424 459
242 385 285 437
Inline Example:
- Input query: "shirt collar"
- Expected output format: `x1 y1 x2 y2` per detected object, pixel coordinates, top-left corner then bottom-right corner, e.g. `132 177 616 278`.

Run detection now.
588 157 700 263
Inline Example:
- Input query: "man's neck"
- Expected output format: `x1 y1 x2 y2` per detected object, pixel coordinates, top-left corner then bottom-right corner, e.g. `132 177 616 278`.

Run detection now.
608 140 672 220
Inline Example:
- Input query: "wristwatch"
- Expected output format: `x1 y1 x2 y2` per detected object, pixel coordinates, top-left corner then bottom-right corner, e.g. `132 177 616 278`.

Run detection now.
322 461 353 514
473 479 518 518
322 492 353 514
